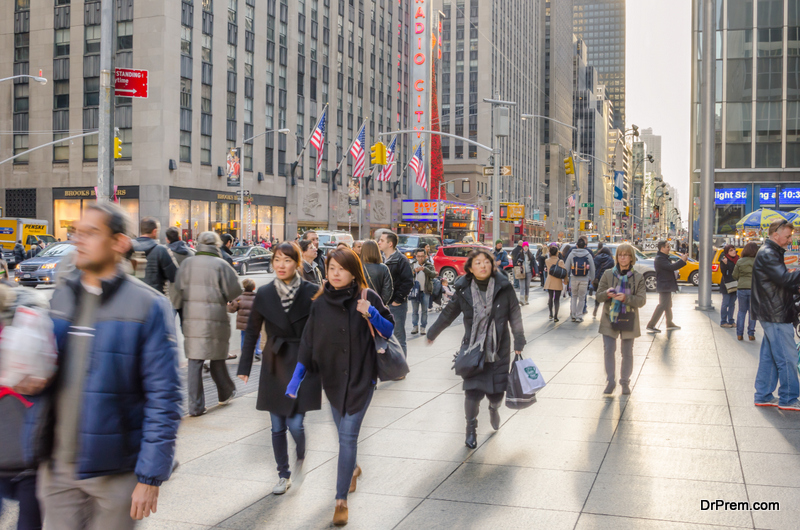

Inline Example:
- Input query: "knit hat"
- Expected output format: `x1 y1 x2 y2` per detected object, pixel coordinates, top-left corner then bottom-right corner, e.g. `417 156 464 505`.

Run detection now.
495 239 503 245
522 242 529 247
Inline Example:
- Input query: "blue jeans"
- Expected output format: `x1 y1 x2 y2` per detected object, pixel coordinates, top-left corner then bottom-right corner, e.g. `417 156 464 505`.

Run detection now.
330 386 374 500
720 292 736 325
241 330 261 356
754 321 800 406
0 475 41 530
736 289 757 337
389 302 408 357
411 293 430 328
518 273 532 299
269 412 306 479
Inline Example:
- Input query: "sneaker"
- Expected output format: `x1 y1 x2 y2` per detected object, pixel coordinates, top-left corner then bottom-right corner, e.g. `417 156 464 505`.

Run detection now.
272 477 292 495
621 383 631 395
420 327 426 335
646 327 661 334
219 390 237 406
576 317 584 323
778 400 800 411
571 317 577 322
755 397 779 408
548 315 553 320
189 408 207 417
666 324 681 331
553 317 559 323
410 326 419 335
254 354 263 362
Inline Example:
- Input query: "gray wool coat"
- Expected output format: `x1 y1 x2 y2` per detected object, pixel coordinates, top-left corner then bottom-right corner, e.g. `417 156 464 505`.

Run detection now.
174 244 243 360
595 268 647 340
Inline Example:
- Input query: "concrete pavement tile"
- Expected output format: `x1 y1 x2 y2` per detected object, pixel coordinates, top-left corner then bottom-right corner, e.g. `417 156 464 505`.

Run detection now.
726 390 762 408
746 484 800 530
387 392 509 434
369 389 440 409
729 406 800 429
395 499 579 530
575 513 734 529
599 443 743 483
722 377 762 392
630 387 729 406
643 351 723 367
376 377 460 393
137 520 213 530
638 364 723 379
634 374 725 391
360 405 413 428
469 434 609 473
149 474 273 526
612 421 737 451
735 426 800 455
582 474 752 527
538 382 632 400
178 414 270 443
429 463 595 512
175 433 235 465
358 428 490 462
216 486 421 530
502 414 619 443
517 397 625 421
300 454 461 498
234 422 380 453
740 452 800 487
621 402 731 426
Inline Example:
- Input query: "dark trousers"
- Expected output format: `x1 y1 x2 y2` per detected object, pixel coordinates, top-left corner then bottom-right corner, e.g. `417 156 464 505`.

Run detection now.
269 412 306 479
330 386 374 500
389 302 408 357
547 289 561 318
465 389 504 423
187 359 235 415
647 291 674 328
603 335 634 385
0 474 41 530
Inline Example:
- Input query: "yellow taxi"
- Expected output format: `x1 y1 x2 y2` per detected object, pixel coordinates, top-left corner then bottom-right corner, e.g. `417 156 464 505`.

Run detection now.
670 248 742 286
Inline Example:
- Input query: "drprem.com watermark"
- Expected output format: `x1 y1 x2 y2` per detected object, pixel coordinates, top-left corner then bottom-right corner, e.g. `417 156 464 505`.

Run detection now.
701 500 780 511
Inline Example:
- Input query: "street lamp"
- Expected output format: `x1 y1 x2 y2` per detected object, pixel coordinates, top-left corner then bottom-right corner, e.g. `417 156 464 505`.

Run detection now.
239 128 290 240
438 177 469 235
0 74 47 85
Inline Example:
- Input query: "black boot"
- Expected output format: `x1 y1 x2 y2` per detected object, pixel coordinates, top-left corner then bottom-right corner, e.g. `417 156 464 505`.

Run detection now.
465 395 480 449
488 401 501 430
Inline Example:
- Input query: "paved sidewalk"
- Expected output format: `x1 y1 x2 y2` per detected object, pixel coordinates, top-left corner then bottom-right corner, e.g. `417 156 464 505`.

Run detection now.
5 289 800 529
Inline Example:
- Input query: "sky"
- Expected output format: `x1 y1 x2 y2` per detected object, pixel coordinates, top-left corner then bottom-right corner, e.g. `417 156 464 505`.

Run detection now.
627 0 692 220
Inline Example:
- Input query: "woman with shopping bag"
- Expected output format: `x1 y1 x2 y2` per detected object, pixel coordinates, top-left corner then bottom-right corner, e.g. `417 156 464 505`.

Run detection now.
596 243 647 395
285 248 394 527
426 249 526 449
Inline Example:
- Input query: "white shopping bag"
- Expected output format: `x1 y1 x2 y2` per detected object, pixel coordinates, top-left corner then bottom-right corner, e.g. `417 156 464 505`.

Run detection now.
515 357 546 395
0 306 58 387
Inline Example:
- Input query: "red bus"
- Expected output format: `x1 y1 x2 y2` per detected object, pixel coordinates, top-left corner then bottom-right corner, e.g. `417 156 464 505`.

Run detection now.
442 204 483 243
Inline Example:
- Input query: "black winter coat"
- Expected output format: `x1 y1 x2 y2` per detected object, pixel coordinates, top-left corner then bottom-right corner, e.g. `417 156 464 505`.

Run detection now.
297 283 394 416
593 248 615 282
752 239 800 323
514 249 537 275
238 280 321 416
719 256 738 294
653 252 684 293
13 243 25 264
427 270 526 394
385 250 414 304
132 237 177 293
363 262 394 304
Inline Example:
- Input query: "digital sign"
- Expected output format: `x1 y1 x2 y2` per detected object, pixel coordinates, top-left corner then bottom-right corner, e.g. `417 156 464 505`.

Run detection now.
759 187 800 206
715 188 747 206
401 200 438 221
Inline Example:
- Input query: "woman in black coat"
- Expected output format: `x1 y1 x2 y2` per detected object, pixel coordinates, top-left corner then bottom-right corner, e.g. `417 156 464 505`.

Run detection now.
427 249 526 449
286 248 394 527
238 242 321 496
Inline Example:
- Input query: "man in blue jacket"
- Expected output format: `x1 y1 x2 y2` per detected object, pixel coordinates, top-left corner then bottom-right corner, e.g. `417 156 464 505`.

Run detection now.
21 202 182 529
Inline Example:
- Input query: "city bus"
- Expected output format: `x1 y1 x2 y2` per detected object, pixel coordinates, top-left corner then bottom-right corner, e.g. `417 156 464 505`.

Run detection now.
442 204 483 243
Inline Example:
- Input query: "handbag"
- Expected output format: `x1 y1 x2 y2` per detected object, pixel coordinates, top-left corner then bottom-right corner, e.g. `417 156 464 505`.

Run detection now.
453 342 485 378
724 280 738 292
610 273 636 332
506 354 544 409
514 265 526 280
362 291 410 381
549 263 568 279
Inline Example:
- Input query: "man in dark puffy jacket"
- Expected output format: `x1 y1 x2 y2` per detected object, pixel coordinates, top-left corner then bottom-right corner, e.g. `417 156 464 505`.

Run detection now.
22 202 181 528
131 217 177 294
752 219 800 410
13 240 26 265
592 245 615 318
646 240 686 333
165 227 195 318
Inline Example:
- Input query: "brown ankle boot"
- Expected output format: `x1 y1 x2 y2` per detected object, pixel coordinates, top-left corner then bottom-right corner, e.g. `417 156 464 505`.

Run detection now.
349 465 362 493
333 504 348 526
737 335 743 341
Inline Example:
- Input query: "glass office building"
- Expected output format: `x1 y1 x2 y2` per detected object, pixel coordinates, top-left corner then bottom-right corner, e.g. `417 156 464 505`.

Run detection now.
691 0 800 234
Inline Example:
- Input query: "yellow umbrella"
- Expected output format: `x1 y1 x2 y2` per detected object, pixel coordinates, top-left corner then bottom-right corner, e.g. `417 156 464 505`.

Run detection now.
735 208 789 230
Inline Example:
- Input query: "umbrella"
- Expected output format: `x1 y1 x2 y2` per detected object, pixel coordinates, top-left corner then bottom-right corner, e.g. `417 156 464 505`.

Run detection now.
736 208 790 230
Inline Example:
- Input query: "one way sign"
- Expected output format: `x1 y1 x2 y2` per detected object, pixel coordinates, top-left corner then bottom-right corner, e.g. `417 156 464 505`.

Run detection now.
114 68 149 98
482 166 512 177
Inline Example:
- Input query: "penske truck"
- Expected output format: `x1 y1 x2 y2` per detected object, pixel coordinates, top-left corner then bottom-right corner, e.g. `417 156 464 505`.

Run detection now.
0 218 55 252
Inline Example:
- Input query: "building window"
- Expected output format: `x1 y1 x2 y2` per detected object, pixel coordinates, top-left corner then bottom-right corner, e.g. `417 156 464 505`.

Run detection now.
462 180 470 193
228 44 237 72
53 132 69 162
13 84 29 112
53 80 69 109
84 134 98 161
181 26 193 56
244 143 253 171
245 51 254 77
227 91 236 119
180 131 191 162
201 84 212 112
84 77 100 107
201 134 212 165
181 78 192 109
244 97 253 123
117 21 133 51
54 28 70 58
85 26 101 54
119 128 132 159
202 34 212 62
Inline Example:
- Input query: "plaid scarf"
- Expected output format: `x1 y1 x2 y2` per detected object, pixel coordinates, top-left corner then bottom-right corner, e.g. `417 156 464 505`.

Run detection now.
608 267 634 323
468 276 498 363
274 272 301 312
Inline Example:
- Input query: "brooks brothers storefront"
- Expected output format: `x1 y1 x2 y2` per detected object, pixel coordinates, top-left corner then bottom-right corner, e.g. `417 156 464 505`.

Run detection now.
53 186 285 242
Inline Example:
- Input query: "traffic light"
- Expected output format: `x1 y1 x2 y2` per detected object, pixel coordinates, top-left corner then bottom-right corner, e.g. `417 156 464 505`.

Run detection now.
625 206 630 216
114 136 123 159
370 142 387 165
563 156 575 175
599 208 605 216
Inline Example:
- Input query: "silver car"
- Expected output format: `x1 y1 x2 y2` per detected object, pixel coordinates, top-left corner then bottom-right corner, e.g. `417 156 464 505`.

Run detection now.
586 243 657 292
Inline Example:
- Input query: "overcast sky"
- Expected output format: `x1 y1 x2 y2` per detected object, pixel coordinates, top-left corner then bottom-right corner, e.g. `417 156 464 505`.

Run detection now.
627 0 692 219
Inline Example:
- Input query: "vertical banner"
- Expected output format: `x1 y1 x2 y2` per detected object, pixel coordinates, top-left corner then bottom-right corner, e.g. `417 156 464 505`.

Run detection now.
613 170 624 213
226 148 241 187
348 178 360 206
409 0 432 200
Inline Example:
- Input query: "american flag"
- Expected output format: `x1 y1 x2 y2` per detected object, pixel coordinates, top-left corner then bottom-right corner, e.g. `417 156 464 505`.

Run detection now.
377 135 397 182
567 193 576 208
350 124 366 179
409 143 427 191
310 108 327 181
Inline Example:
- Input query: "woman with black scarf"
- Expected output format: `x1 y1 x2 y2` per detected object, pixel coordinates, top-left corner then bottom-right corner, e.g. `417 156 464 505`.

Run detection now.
426 249 526 449
718 244 739 328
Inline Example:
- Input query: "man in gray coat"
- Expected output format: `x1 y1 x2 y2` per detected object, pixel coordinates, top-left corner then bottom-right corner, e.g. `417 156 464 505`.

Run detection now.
174 231 243 416
564 238 596 322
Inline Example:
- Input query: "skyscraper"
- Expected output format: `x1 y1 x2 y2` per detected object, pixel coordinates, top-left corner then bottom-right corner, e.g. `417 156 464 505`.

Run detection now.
573 0 626 130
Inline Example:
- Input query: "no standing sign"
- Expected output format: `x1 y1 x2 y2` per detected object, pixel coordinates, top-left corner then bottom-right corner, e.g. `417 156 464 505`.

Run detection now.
114 68 149 98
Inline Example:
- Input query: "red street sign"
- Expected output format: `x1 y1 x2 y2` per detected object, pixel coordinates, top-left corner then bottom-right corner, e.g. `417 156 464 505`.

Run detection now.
114 68 148 98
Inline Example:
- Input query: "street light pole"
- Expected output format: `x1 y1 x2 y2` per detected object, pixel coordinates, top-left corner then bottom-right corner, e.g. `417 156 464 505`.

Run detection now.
0 75 47 85
485 97 516 244
96 0 115 203
698 0 716 311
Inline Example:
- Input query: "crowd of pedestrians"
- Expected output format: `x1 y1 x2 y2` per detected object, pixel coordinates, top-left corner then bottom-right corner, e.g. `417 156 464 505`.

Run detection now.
4 207 800 528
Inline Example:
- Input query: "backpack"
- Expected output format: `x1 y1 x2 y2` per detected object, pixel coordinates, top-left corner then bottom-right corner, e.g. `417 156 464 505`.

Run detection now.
129 249 149 280
571 255 591 277
430 278 443 305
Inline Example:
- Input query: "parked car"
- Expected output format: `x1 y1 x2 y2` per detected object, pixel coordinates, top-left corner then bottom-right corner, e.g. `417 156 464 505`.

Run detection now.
315 230 355 250
14 242 75 287
230 246 273 275
433 243 492 284
397 234 443 260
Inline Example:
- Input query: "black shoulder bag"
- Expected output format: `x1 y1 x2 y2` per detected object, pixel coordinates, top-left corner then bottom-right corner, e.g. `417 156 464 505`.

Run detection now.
610 273 636 332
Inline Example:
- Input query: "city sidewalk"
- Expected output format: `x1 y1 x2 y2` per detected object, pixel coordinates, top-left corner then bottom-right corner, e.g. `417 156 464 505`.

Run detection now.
4 289 800 529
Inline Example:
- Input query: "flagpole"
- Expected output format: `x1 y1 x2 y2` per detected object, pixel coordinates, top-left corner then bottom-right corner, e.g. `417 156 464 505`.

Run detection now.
289 102 329 182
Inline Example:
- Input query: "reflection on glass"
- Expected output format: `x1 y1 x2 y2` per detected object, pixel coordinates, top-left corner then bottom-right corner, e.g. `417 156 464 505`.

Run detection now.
272 206 285 241
53 199 81 242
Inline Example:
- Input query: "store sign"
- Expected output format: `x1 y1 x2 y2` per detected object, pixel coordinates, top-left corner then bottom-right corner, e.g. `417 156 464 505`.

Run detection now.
217 193 238 202
408 0 434 200
402 200 438 221
715 188 747 206
759 187 800 206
